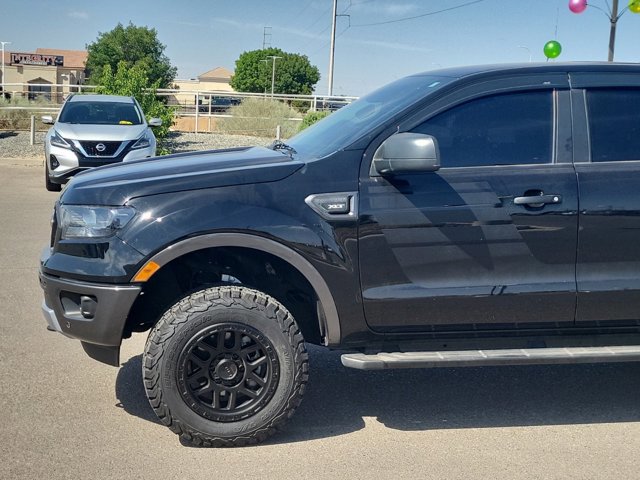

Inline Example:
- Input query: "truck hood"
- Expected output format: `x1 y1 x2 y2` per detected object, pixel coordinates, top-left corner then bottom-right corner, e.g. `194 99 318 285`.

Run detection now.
60 146 304 205
55 123 148 141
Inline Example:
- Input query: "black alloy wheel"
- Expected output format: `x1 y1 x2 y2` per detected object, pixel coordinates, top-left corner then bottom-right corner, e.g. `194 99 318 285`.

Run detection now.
143 286 308 447
177 323 280 423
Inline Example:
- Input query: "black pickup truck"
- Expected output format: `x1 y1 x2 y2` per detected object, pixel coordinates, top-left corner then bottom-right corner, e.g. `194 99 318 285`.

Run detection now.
40 63 640 446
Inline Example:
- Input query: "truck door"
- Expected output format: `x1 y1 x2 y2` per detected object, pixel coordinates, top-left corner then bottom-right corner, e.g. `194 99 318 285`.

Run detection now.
570 73 640 326
358 75 579 332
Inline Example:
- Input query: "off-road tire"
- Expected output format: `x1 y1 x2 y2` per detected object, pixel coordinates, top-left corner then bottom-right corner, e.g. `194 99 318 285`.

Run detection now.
45 164 62 192
143 286 309 447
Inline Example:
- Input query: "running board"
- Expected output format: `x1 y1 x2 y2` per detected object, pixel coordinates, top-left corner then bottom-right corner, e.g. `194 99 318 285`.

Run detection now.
341 346 640 370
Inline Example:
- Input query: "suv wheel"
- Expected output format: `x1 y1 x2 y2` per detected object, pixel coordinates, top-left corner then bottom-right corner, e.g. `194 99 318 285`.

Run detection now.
143 286 308 447
45 164 62 192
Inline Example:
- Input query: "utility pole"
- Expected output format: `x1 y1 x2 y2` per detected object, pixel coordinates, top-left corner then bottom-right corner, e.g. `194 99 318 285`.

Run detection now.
262 27 272 49
608 0 619 61
327 0 338 96
1 41 11 93
266 55 282 98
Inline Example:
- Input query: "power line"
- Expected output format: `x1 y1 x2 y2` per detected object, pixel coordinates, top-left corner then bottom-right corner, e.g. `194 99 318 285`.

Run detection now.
299 23 333 51
352 0 488 27
302 4 334 31
289 0 316 23
310 24 350 57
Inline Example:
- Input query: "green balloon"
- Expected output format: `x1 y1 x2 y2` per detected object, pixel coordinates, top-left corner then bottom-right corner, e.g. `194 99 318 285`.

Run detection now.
543 40 562 59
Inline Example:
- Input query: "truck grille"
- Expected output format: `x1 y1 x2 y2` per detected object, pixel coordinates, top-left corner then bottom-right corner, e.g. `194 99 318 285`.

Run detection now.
80 141 122 157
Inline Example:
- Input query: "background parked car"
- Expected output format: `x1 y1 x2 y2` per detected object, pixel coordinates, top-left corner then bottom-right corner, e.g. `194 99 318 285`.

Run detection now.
42 94 162 191
197 96 242 113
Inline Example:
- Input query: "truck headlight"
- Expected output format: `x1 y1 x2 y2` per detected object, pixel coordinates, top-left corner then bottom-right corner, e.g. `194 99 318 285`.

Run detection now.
59 205 136 239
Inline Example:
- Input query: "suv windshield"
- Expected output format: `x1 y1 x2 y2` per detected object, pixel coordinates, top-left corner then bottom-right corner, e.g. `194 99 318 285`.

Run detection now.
58 101 142 126
287 75 455 158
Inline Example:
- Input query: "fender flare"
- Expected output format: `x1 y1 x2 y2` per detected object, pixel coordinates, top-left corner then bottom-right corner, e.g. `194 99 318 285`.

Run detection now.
137 233 341 346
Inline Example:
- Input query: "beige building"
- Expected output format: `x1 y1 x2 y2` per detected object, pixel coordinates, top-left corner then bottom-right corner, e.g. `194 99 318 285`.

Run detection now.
170 66 235 107
1 48 88 102
0 48 234 107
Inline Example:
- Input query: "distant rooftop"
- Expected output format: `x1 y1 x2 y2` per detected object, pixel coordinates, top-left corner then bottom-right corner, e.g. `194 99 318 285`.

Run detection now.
197 67 233 81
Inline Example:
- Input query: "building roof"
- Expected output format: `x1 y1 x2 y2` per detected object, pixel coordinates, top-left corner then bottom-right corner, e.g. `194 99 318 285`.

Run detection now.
35 48 87 68
197 66 233 81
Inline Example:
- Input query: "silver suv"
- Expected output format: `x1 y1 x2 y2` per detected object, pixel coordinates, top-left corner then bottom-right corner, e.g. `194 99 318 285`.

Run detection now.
42 94 162 191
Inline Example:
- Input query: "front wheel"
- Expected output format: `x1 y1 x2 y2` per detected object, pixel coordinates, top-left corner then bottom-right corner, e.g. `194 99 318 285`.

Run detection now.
45 164 62 192
143 286 308 447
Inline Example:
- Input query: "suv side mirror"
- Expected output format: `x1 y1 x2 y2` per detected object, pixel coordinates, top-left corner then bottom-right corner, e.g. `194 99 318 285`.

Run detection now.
372 133 440 175
148 118 163 127
41 115 54 125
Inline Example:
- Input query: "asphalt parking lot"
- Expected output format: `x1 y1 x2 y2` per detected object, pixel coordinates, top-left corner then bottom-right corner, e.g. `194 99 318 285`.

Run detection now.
2 157 640 479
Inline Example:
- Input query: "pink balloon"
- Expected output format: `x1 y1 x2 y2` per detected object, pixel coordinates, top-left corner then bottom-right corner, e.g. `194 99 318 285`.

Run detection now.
569 0 588 13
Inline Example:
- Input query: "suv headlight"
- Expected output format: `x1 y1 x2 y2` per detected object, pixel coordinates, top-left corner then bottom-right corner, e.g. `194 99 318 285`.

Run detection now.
131 131 152 150
59 205 136 239
50 130 71 149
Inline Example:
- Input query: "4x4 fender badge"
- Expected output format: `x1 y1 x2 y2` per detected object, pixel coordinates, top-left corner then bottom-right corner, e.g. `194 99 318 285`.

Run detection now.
305 192 358 221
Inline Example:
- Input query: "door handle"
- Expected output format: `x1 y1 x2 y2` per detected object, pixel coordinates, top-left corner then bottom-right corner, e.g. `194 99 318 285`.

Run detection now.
514 194 562 206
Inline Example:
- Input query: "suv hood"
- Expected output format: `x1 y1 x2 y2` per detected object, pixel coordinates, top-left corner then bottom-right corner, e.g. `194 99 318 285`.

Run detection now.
60 146 304 205
55 123 148 141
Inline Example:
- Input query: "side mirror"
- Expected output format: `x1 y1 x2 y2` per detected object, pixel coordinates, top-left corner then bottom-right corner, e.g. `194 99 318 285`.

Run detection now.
372 132 440 175
148 118 163 127
41 115 54 125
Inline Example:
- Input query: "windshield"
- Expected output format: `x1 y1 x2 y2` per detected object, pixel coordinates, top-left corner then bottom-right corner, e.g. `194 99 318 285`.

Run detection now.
287 75 455 158
58 101 143 125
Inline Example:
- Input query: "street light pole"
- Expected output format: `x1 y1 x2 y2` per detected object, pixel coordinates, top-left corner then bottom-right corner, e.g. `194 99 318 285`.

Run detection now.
1 41 11 93
569 0 638 62
518 45 532 62
265 55 282 98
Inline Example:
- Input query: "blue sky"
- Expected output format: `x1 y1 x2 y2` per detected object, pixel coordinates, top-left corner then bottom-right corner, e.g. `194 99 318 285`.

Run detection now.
1 0 638 95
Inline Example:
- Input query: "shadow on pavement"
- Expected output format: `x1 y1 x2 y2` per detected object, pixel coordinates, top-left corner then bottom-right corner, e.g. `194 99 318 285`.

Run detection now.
115 344 640 444
115 355 161 425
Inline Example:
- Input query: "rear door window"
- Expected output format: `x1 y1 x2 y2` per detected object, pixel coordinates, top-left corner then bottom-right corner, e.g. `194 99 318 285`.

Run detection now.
587 88 640 162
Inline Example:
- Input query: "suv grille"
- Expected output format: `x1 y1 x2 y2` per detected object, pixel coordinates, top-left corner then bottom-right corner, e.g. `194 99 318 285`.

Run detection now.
80 141 122 157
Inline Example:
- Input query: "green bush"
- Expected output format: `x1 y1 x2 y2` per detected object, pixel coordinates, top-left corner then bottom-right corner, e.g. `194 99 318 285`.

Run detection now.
299 110 331 131
96 61 175 154
217 98 302 138
291 99 312 114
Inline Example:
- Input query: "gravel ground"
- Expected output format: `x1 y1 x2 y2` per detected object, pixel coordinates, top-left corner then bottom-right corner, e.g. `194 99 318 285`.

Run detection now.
0 130 271 159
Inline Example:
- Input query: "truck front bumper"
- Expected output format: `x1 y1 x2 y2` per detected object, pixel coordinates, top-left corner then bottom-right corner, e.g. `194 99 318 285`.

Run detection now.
39 268 141 366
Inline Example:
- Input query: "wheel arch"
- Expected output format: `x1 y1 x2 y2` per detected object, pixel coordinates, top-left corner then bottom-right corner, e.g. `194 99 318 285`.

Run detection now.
130 233 341 346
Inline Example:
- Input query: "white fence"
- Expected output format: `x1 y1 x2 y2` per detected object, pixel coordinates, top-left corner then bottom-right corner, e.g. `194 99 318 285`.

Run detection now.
0 83 357 130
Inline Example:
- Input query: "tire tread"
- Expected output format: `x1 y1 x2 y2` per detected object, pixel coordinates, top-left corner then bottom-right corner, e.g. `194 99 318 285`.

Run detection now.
142 286 309 447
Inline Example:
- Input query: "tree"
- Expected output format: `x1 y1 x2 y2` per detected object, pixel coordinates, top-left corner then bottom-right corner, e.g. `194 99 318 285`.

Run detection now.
86 22 177 88
230 48 320 95
96 61 174 154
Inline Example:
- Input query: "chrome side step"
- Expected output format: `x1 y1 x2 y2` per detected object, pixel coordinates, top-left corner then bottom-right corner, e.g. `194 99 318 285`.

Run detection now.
341 346 640 370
